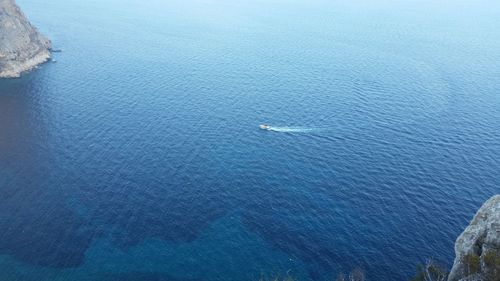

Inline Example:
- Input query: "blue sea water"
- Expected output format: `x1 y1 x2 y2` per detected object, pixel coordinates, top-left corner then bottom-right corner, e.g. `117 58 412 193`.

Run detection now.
1 0 500 280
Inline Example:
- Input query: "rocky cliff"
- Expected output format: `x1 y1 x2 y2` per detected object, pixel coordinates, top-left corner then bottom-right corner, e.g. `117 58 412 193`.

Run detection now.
0 0 50 78
448 195 500 281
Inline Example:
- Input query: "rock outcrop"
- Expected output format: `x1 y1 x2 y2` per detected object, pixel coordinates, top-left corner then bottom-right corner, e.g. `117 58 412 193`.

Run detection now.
0 0 50 78
448 195 500 281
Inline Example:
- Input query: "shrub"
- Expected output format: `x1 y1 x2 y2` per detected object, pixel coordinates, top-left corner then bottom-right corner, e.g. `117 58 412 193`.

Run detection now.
335 267 365 281
411 259 448 281
482 250 500 280
349 267 365 281
257 274 295 281
462 253 480 275
335 273 345 281
483 250 500 267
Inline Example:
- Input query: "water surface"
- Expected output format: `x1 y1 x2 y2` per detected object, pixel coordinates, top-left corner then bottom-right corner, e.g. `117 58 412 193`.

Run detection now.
1 0 500 280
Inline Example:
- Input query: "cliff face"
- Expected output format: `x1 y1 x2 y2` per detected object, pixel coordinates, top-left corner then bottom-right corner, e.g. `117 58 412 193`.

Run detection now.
448 195 500 281
0 0 50 78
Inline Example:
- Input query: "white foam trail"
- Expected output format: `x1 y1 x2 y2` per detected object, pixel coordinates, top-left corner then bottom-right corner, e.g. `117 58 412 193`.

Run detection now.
267 126 316 133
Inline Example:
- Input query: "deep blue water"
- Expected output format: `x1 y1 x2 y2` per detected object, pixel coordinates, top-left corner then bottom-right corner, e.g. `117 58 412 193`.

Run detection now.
1 0 500 280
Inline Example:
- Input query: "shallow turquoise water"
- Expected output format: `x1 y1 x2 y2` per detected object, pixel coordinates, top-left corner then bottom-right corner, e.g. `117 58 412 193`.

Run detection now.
1 0 499 280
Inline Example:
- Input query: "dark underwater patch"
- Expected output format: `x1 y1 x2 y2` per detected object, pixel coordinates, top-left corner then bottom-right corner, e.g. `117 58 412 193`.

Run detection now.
0 172 231 268
98 271 203 281
0 191 93 267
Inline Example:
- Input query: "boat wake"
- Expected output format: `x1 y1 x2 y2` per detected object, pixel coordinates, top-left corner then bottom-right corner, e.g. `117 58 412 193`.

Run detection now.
266 126 316 133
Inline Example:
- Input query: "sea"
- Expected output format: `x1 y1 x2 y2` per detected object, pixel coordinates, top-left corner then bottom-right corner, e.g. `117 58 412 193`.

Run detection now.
1 0 499 280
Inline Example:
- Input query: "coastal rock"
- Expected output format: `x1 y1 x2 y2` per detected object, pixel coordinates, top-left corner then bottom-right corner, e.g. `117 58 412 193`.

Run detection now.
448 195 500 281
0 0 50 78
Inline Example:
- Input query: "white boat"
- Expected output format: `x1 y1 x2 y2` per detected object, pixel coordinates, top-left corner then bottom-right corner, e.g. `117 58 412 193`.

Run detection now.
259 124 271 130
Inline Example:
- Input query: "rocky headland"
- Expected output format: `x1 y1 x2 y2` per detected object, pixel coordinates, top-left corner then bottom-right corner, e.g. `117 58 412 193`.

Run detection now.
448 195 500 281
0 0 50 78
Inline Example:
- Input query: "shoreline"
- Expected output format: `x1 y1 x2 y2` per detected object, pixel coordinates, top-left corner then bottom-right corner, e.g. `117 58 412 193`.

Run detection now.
0 49 51 78
0 0 51 78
